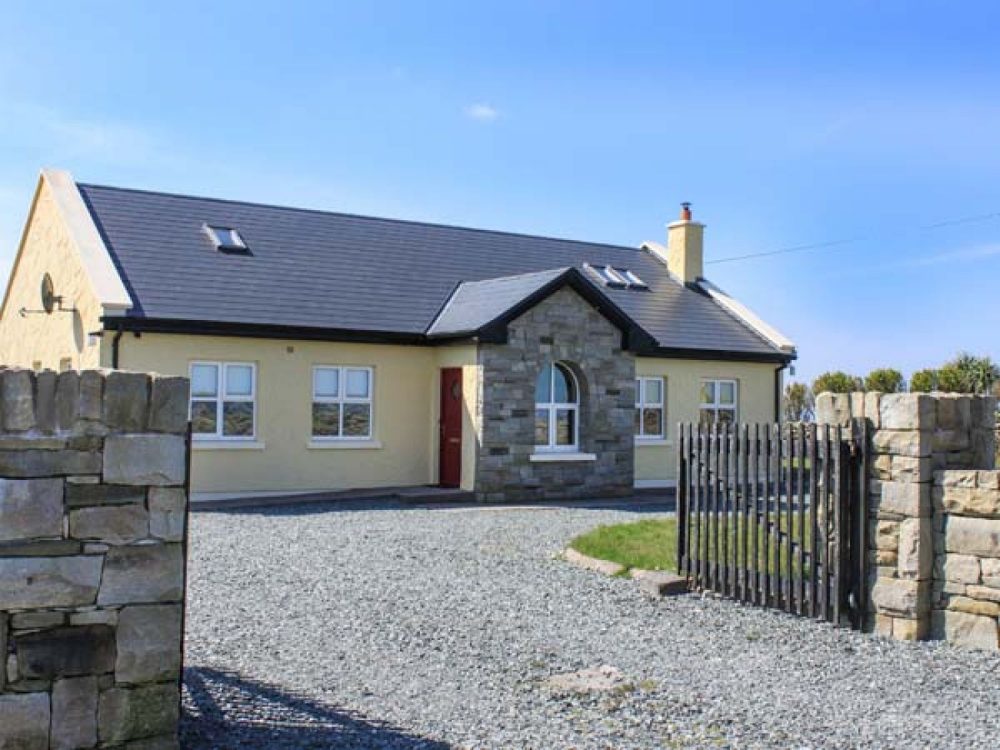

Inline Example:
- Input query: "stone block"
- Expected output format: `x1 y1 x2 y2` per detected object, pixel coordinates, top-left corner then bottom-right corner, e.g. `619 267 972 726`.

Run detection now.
933 609 998 650
0 692 50 750
892 617 926 641
0 450 101 478
948 595 1000 618
864 391 882 429
55 370 80 431
872 577 928 617
66 483 144 507
148 488 186 542
98 544 184 605
0 540 82 558
978 471 1000 490
69 609 118 627
14 625 115 678
946 516 1000 558
10 611 66 630
982 558 1000 587
966 584 1000 603
98 684 180 745
2 369 35 431
970 396 998 430
875 520 899 551
148 376 189 434
104 371 149 432
103 435 186 486
897 518 932 579
880 481 930 517
935 485 1000 517
934 429 970 454
880 393 934 431
873 429 931 458
936 469 978 487
939 553 981 584
51 676 98 750
70 504 148 544
78 370 104 422
874 614 894 637
629 569 689 597
937 396 971 431
35 370 57 433
890 456 931 483
0 478 63 541
815 393 851 427
0 556 102 609
116 604 183 684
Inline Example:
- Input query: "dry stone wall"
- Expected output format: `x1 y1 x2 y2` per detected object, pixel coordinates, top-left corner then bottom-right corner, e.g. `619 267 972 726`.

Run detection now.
0 367 189 749
817 391 997 649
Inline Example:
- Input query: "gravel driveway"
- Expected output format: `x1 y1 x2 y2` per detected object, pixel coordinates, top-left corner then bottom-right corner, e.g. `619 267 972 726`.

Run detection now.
181 499 1000 749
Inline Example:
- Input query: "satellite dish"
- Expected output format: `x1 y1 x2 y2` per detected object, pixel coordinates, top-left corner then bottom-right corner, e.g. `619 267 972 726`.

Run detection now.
41 274 57 314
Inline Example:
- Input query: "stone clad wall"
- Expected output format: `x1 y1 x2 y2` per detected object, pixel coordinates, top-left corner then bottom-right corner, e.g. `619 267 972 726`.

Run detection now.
932 470 1000 649
475 287 635 502
817 391 997 649
0 367 189 749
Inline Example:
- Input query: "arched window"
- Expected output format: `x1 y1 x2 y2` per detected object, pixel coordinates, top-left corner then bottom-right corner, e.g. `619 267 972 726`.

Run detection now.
535 362 579 451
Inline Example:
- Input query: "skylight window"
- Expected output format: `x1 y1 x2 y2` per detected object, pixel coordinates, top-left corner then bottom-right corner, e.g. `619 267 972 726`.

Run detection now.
584 263 648 290
204 224 247 252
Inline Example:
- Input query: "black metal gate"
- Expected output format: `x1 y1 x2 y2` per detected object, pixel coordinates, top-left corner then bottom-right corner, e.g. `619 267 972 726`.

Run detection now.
676 421 869 628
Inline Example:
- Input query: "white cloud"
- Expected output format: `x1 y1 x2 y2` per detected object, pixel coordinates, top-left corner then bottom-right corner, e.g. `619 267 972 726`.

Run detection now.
464 103 499 122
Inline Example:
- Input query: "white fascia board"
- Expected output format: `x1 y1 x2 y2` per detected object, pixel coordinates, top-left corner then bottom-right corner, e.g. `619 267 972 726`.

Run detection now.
42 168 133 313
698 278 796 354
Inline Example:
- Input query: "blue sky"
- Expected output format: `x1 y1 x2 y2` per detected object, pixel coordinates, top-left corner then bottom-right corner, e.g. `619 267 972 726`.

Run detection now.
2 1 999 384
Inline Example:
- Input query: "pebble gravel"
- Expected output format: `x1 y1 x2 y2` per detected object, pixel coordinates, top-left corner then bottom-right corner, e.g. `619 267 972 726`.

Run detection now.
181 499 1000 749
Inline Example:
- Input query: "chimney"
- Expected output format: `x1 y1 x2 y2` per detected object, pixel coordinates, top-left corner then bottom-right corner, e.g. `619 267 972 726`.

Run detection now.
667 202 704 284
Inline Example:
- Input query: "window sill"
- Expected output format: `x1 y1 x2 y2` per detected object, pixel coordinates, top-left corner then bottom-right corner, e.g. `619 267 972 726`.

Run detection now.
529 451 597 463
193 440 265 451
634 437 672 447
307 439 383 450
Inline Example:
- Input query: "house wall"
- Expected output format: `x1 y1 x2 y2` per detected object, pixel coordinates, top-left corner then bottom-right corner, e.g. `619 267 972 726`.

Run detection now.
0 180 105 370
634 358 781 486
476 287 635 501
116 333 445 497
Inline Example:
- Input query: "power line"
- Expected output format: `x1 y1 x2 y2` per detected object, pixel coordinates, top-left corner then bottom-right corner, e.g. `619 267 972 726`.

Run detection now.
706 209 1000 265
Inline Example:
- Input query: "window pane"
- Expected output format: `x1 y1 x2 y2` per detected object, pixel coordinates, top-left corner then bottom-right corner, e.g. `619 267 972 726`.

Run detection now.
643 407 663 437
535 408 549 445
222 401 254 436
646 378 662 405
313 368 340 398
553 363 575 402
718 408 735 424
634 379 642 408
343 403 371 437
700 381 715 404
312 403 340 436
535 365 552 402
556 408 575 446
719 381 736 405
699 408 716 425
225 365 253 397
345 369 370 398
191 401 217 434
191 364 218 397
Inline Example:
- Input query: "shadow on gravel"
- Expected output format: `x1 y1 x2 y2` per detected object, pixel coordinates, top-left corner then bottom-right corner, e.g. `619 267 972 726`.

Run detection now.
181 667 453 749
199 494 675 518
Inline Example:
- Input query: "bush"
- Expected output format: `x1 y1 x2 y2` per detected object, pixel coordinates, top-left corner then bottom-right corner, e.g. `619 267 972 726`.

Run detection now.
909 369 937 393
864 368 904 393
812 371 861 394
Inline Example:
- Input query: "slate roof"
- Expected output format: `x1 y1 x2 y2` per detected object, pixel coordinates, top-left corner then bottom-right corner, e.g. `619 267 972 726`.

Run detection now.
78 183 792 360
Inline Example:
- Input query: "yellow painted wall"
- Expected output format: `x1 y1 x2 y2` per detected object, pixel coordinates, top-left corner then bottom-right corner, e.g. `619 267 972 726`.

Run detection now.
118 333 452 496
0 181 104 370
634 358 780 484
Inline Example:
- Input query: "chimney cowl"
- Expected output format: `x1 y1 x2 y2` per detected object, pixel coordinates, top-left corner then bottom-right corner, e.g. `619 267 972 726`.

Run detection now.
680 202 692 221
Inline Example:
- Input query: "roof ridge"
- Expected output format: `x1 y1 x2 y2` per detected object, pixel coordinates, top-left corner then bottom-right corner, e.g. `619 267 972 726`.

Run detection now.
77 182 640 253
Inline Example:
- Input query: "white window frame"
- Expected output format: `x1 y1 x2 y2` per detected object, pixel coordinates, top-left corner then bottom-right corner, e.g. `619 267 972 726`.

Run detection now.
535 362 580 453
700 378 738 424
311 366 374 440
204 224 246 250
189 361 257 441
635 376 666 439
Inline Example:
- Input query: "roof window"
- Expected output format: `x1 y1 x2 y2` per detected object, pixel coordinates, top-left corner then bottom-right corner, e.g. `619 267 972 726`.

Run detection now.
204 224 248 253
585 263 648 290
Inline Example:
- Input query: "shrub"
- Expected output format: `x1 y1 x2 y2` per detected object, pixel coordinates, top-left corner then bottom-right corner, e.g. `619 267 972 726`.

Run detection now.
782 382 814 421
864 368 904 393
812 371 862 394
909 369 937 393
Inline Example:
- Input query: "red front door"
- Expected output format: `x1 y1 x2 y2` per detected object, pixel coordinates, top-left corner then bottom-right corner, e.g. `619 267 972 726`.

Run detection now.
439 368 463 488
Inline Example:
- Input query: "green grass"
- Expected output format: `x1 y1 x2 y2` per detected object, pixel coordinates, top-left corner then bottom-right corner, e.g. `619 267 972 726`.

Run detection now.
569 518 678 572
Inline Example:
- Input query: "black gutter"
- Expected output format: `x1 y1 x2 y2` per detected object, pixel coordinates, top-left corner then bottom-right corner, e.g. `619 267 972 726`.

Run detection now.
774 364 788 421
111 325 124 369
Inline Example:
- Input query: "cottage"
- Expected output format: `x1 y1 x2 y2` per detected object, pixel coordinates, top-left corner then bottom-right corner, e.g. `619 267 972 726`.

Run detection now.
0 170 795 501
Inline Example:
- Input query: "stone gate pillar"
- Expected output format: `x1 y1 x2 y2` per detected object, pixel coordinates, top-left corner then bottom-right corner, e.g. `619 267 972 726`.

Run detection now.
0 368 190 749
817 391 996 643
